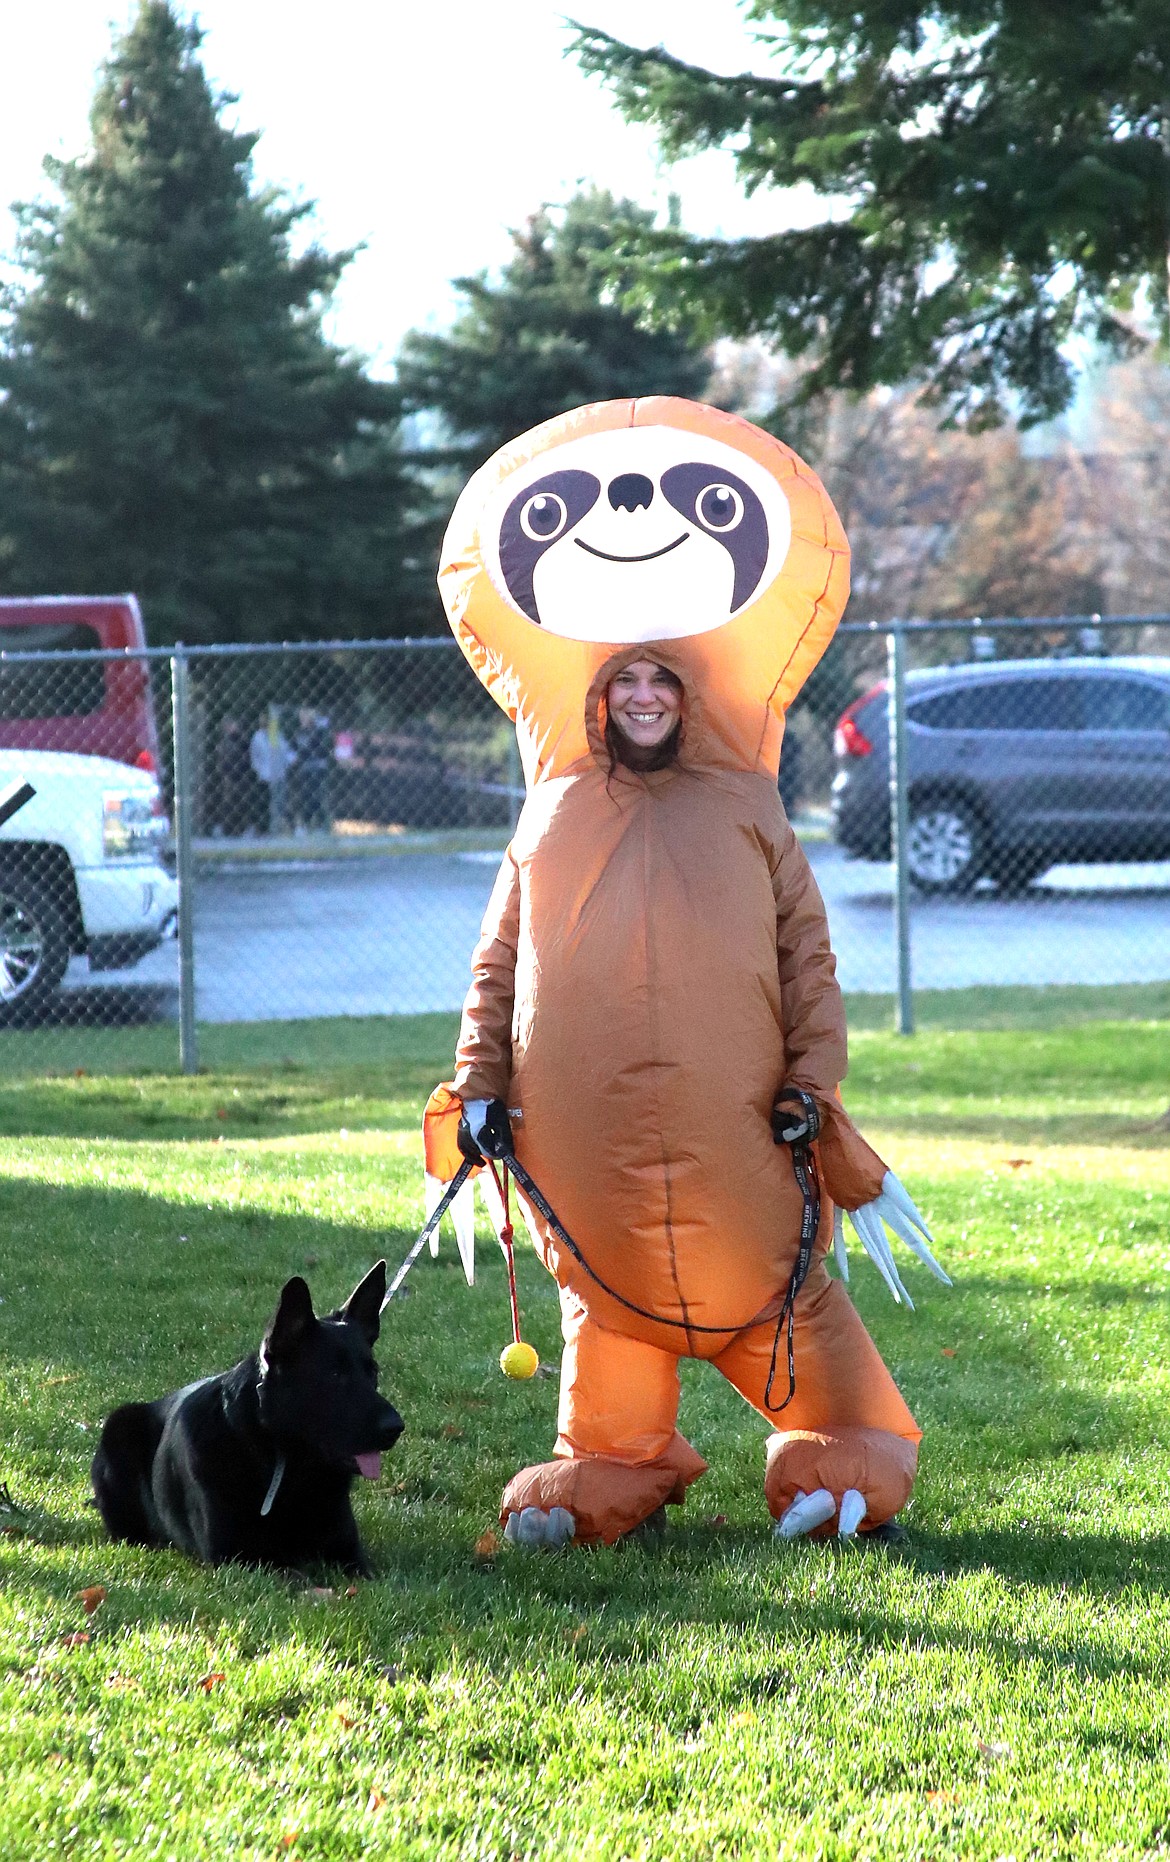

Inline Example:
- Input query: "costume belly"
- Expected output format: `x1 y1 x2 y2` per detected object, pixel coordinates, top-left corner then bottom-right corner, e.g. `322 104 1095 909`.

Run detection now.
507 764 808 1348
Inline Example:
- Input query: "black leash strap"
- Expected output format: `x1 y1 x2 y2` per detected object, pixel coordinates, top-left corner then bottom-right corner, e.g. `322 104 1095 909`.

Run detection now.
762 1088 822 1412
381 1156 477 1311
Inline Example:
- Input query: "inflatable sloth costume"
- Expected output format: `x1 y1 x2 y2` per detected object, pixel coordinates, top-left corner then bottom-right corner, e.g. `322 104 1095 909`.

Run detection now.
424 398 947 1547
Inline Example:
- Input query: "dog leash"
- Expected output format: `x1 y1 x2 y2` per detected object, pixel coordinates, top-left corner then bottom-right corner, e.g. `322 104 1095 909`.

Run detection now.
497 1105 820 1412
380 1156 477 1312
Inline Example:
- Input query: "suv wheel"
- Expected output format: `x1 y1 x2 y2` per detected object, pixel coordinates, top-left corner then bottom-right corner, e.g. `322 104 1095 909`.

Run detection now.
0 875 71 1024
906 799 984 894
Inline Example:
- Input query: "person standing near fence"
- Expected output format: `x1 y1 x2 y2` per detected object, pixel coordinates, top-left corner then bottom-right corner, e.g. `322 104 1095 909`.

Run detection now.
249 707 294 836
291 706 334 834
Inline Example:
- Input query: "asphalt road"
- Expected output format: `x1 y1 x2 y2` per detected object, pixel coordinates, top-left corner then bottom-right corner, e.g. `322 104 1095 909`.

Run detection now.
62 839 1170 1024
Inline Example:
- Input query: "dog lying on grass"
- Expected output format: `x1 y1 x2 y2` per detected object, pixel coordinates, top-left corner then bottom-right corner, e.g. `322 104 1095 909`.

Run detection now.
91 1263 403 1575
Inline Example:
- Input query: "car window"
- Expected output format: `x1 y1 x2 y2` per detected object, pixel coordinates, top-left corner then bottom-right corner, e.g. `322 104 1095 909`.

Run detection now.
1084 677 1170 731
0 623 106 718
910 678 1085 731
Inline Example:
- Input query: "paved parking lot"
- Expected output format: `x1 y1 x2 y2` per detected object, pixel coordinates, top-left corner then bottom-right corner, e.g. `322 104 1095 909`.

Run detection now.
62 838 1170 1023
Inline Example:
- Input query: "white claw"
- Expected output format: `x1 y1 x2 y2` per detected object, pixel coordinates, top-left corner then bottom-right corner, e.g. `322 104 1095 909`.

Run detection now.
849 1203 912 1306
774 1488 837 1540
424 1172 445 1259
880 1170 934 1241
450 1176 476 1285
545 1507 576 1547
837 1489 867 1539
840 1173 951 1305
514 1505 547 1547
878 1172 952 1283
832 1206 850 1281
504 1505 576 1550
422 1170 478 1283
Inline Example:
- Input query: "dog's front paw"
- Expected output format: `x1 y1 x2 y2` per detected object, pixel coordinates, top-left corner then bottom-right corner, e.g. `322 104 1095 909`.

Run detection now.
773 1487 867 1541
503 1505 576 1550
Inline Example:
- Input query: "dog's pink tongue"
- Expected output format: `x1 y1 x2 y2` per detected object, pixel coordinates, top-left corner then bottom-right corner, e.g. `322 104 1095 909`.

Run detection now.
355 1452 381 1480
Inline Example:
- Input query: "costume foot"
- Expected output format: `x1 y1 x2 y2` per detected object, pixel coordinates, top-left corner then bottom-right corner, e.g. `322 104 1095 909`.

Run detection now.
503 1505 576 1550
773 1487 868 1541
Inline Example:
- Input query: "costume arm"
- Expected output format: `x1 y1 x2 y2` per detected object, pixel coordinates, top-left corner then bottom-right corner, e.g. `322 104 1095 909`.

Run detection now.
452 846 521 1104
771 822 886 1210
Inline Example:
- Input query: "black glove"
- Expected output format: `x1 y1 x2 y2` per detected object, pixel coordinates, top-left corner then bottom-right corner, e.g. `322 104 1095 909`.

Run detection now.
771 1087 820 1149
457 1096 513 1163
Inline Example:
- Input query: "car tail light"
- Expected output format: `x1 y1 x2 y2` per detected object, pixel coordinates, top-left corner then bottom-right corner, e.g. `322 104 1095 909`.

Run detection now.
133 748 156 771
833 684 885 758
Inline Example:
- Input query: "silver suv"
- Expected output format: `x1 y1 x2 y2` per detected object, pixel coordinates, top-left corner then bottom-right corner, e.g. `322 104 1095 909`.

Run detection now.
830 656 1170 892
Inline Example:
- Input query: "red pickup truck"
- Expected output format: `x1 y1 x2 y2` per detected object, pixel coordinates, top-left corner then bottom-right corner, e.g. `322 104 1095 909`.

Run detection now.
0 595 161 771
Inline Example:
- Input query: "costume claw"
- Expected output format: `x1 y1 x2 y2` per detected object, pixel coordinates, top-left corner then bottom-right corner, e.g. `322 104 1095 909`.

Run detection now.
832 1206 850 1281
837 1488 866 1538
842 1171 951 1305
422 1170 477 1283
504 1505 576 1550
774 1488 837 1540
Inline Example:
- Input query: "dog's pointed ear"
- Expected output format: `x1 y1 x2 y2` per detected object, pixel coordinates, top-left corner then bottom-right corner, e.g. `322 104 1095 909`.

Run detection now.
262 1276 316 1366
341 1260 386 1343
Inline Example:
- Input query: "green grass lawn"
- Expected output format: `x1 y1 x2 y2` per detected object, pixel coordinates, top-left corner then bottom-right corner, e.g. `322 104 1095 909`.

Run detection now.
0 1011 1167 1859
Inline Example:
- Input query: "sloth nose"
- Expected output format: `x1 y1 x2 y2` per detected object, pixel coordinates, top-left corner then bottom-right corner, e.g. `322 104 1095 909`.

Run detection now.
608 472 654 512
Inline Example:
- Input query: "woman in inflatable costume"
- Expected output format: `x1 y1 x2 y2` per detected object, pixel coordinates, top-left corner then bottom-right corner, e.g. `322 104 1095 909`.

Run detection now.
424 397 948 1548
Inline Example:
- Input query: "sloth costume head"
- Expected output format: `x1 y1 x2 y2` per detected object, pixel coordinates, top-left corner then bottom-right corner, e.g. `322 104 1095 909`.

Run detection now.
439 397 849 784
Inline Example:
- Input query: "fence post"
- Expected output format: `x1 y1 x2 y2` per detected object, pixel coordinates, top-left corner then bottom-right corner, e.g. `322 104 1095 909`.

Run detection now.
170 647 199 1074
886 626 914 1035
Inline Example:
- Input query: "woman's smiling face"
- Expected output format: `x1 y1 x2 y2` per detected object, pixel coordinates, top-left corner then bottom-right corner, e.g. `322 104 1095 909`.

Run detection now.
606 660 684 752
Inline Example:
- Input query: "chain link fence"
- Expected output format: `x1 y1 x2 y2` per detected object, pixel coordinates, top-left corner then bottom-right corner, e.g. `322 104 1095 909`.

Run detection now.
0 615 1167 1068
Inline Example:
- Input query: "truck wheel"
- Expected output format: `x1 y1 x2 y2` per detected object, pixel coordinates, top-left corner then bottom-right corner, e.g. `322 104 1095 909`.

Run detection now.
906 798 985 894
0 875 72 1024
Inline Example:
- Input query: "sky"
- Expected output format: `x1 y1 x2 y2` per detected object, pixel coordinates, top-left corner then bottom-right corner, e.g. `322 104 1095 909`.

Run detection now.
0 1 808 375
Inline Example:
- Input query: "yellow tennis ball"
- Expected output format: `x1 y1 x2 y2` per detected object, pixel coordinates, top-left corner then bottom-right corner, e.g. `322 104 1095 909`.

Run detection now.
500 1341 539 1380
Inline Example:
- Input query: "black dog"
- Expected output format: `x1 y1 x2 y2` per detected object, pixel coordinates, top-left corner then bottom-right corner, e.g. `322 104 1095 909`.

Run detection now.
91 1263 403 1575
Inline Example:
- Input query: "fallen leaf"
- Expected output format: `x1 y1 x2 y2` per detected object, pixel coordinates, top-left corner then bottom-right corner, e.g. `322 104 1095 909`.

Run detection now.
473 1529 500 1559
366 1791 387 1814
926 1790 959 1804
59 1632 90 1648
73 1068 87 1079
441 1424 464 1439
975 1737 1012 1759
568 1624 588 1647
197 1671 226 1692
280 1832 299 1850
106 1674 140 1692
706 1513 728 1526
345 1585 358 1598
336 1710 356 1729
1005 1158 1032 1170
77 1585 106 1615
940 1348 957 1358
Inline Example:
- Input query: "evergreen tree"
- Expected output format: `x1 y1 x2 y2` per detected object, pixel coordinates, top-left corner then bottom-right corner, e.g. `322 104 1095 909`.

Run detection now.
0 1 423 641
396 188 712 474
573 5 1170 426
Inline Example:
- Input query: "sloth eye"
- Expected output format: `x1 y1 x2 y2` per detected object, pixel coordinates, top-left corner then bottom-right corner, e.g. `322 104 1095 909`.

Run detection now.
695 483 744 532
519 492 569 541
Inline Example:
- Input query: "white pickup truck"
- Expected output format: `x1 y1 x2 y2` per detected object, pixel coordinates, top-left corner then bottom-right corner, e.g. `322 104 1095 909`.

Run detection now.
0 750 178 1023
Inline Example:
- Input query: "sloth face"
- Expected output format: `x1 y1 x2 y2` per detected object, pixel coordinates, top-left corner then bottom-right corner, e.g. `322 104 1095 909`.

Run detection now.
482 426 793 641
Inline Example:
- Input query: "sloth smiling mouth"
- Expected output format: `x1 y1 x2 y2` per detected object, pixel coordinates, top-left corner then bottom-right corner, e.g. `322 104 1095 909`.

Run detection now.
573 534 689 564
